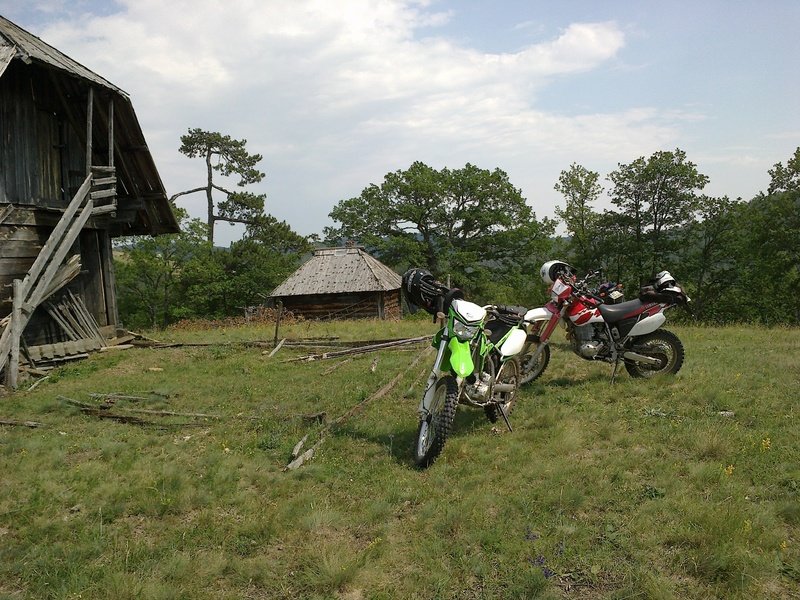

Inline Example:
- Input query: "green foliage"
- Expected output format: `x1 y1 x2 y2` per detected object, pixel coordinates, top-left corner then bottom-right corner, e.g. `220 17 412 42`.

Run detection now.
549 147 800 325
325 161 555 302
116 214 308 329
607 148 708 285
174 128 267 244
554 163 602 273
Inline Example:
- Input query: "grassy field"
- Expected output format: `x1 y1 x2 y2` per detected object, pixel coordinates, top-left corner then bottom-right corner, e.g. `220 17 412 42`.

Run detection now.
0 320 798 599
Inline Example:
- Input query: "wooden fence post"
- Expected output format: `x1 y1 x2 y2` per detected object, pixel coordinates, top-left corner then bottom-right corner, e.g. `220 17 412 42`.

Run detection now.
273 300 284 346
6 279 22 389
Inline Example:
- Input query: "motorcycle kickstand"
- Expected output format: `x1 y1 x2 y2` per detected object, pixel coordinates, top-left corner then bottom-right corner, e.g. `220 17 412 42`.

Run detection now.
610 358 621 385
497 403 513 433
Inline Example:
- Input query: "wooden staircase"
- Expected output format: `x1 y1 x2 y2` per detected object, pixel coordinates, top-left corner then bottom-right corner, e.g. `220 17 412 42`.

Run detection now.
0 168 116 388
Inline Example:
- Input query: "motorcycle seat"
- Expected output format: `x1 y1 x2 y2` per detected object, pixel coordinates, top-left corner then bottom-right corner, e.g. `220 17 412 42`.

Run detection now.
598 298 646 323
485 319 514 344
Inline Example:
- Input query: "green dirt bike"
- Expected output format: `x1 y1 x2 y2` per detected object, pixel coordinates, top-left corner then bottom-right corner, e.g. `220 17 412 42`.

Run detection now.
402 269 527 468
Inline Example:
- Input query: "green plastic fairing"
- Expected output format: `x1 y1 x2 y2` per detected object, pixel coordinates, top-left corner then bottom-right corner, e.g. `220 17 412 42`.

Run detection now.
448 337 474 378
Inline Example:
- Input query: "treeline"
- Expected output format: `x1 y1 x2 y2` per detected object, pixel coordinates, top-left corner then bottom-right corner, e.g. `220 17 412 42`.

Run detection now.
115 142 800 329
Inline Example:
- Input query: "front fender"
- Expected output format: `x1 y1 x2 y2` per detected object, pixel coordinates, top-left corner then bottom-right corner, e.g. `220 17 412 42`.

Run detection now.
447 337 474 378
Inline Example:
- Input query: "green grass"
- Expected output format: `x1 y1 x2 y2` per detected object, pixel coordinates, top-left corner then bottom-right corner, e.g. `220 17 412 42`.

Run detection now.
1 321 798 599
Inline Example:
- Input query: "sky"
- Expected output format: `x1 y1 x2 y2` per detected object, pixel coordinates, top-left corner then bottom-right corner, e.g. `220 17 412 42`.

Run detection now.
2 0 798 245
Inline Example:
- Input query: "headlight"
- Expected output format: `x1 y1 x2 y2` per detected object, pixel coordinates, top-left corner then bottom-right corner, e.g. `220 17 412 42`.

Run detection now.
453 320 480 341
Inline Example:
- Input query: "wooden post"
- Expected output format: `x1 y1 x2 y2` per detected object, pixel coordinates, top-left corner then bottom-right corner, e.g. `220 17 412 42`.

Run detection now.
86 87 93 176
273 300 284 346
6 279 22 389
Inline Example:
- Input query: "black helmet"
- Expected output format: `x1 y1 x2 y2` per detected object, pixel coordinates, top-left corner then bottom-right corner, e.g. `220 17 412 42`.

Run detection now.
401 268 459 315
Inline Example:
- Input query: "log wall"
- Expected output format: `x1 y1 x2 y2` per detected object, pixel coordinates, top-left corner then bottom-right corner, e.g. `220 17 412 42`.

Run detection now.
277 290 402 320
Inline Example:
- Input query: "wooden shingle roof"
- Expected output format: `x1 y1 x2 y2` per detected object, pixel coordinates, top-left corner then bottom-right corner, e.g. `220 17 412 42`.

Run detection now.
270 247 401 297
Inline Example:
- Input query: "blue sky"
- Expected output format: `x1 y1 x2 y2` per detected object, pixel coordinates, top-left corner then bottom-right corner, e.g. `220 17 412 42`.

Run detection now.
2 0 798 245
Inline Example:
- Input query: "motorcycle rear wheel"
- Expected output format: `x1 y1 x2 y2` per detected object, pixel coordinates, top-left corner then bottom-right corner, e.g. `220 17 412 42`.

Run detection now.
485 358 520 423
624 329 685 378
519 343 550 385
414 376 458 468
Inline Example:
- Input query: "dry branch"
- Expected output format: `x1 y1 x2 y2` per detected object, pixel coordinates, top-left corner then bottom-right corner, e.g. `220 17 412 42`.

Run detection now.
284 347 431 471
0 418 44 428
283 335 432 363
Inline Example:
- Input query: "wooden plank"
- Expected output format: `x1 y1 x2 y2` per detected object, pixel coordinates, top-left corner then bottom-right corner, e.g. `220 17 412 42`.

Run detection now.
0 240 43 258
91 205 116 216
107 97 114 167
25 197 94 311
0 226 49 242
86 87 93 177
92 177 116 186
0 204 16 224
5 280 22 389
90 189 116 200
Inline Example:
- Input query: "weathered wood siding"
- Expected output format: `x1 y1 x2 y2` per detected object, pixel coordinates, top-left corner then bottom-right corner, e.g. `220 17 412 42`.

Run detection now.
0 61 87 209
277 290 402 320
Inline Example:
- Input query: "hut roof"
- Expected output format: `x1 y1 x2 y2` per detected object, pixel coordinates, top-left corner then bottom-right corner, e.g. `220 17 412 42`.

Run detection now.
0 16 178 236
270 247 402 297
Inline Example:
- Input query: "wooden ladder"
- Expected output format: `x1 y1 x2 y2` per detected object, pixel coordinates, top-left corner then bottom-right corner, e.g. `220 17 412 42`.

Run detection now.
0 171 113 388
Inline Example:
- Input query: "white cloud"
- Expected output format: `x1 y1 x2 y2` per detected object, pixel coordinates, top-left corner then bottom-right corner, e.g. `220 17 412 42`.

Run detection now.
28 0 687 242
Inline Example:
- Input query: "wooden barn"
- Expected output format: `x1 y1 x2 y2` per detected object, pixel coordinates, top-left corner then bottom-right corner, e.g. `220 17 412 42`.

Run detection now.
269 247 402 320
0 16 178 387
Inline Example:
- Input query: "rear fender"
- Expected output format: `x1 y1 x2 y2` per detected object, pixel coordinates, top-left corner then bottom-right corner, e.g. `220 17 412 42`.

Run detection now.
628 312 666 337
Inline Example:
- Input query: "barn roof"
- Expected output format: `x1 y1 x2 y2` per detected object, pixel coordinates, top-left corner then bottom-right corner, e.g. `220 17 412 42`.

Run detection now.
0 16 178 236
0 15 124 93
270 247 402 297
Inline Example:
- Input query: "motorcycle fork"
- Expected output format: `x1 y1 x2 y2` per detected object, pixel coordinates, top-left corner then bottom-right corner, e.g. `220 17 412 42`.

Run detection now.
419 333 452 419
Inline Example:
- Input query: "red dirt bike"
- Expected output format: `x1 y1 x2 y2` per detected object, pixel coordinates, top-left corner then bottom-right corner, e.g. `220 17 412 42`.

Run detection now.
518 261 690 383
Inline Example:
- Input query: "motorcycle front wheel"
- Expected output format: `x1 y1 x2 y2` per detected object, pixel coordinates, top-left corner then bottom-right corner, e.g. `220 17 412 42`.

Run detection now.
518 342 550 385
624 329 685 378
485 358 520 423
414 376 459 468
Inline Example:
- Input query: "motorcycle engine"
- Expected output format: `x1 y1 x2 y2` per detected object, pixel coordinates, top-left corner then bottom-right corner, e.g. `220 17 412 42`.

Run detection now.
466 372 491 402
572 324 605 359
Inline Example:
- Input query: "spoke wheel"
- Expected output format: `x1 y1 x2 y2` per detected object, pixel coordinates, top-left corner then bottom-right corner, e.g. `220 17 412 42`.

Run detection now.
414 376 458 468
624 329 685 378
519 343 550 385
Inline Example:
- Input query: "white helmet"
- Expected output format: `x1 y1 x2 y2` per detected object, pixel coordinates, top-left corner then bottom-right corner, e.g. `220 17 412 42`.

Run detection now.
540 260 575 286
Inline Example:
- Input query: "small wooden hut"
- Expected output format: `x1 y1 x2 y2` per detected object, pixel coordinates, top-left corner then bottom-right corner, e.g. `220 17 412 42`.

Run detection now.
269 247 402 320
0 16 178 387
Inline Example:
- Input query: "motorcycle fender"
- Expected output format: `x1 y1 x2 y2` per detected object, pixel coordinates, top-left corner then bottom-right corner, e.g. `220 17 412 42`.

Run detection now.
524 306 552 323
628 312 666 337
447 337 474 378
499 327 527 358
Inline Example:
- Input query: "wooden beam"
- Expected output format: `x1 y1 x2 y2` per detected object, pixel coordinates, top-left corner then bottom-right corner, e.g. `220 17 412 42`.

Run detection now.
86 87 93 177
5 280 22 389
108 97 114 167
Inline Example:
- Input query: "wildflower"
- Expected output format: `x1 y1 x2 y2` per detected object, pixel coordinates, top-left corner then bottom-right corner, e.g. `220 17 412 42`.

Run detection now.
723 464 735 476
743 519 752 533
780 540 788 551
761 437 771 452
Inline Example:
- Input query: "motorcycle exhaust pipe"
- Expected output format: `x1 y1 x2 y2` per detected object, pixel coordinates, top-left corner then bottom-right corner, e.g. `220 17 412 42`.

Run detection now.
622 351 661 366
492 383 517 393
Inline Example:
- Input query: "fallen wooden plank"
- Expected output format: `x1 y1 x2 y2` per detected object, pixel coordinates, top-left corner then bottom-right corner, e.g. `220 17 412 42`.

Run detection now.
267 338 286 358
0 418 44 428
